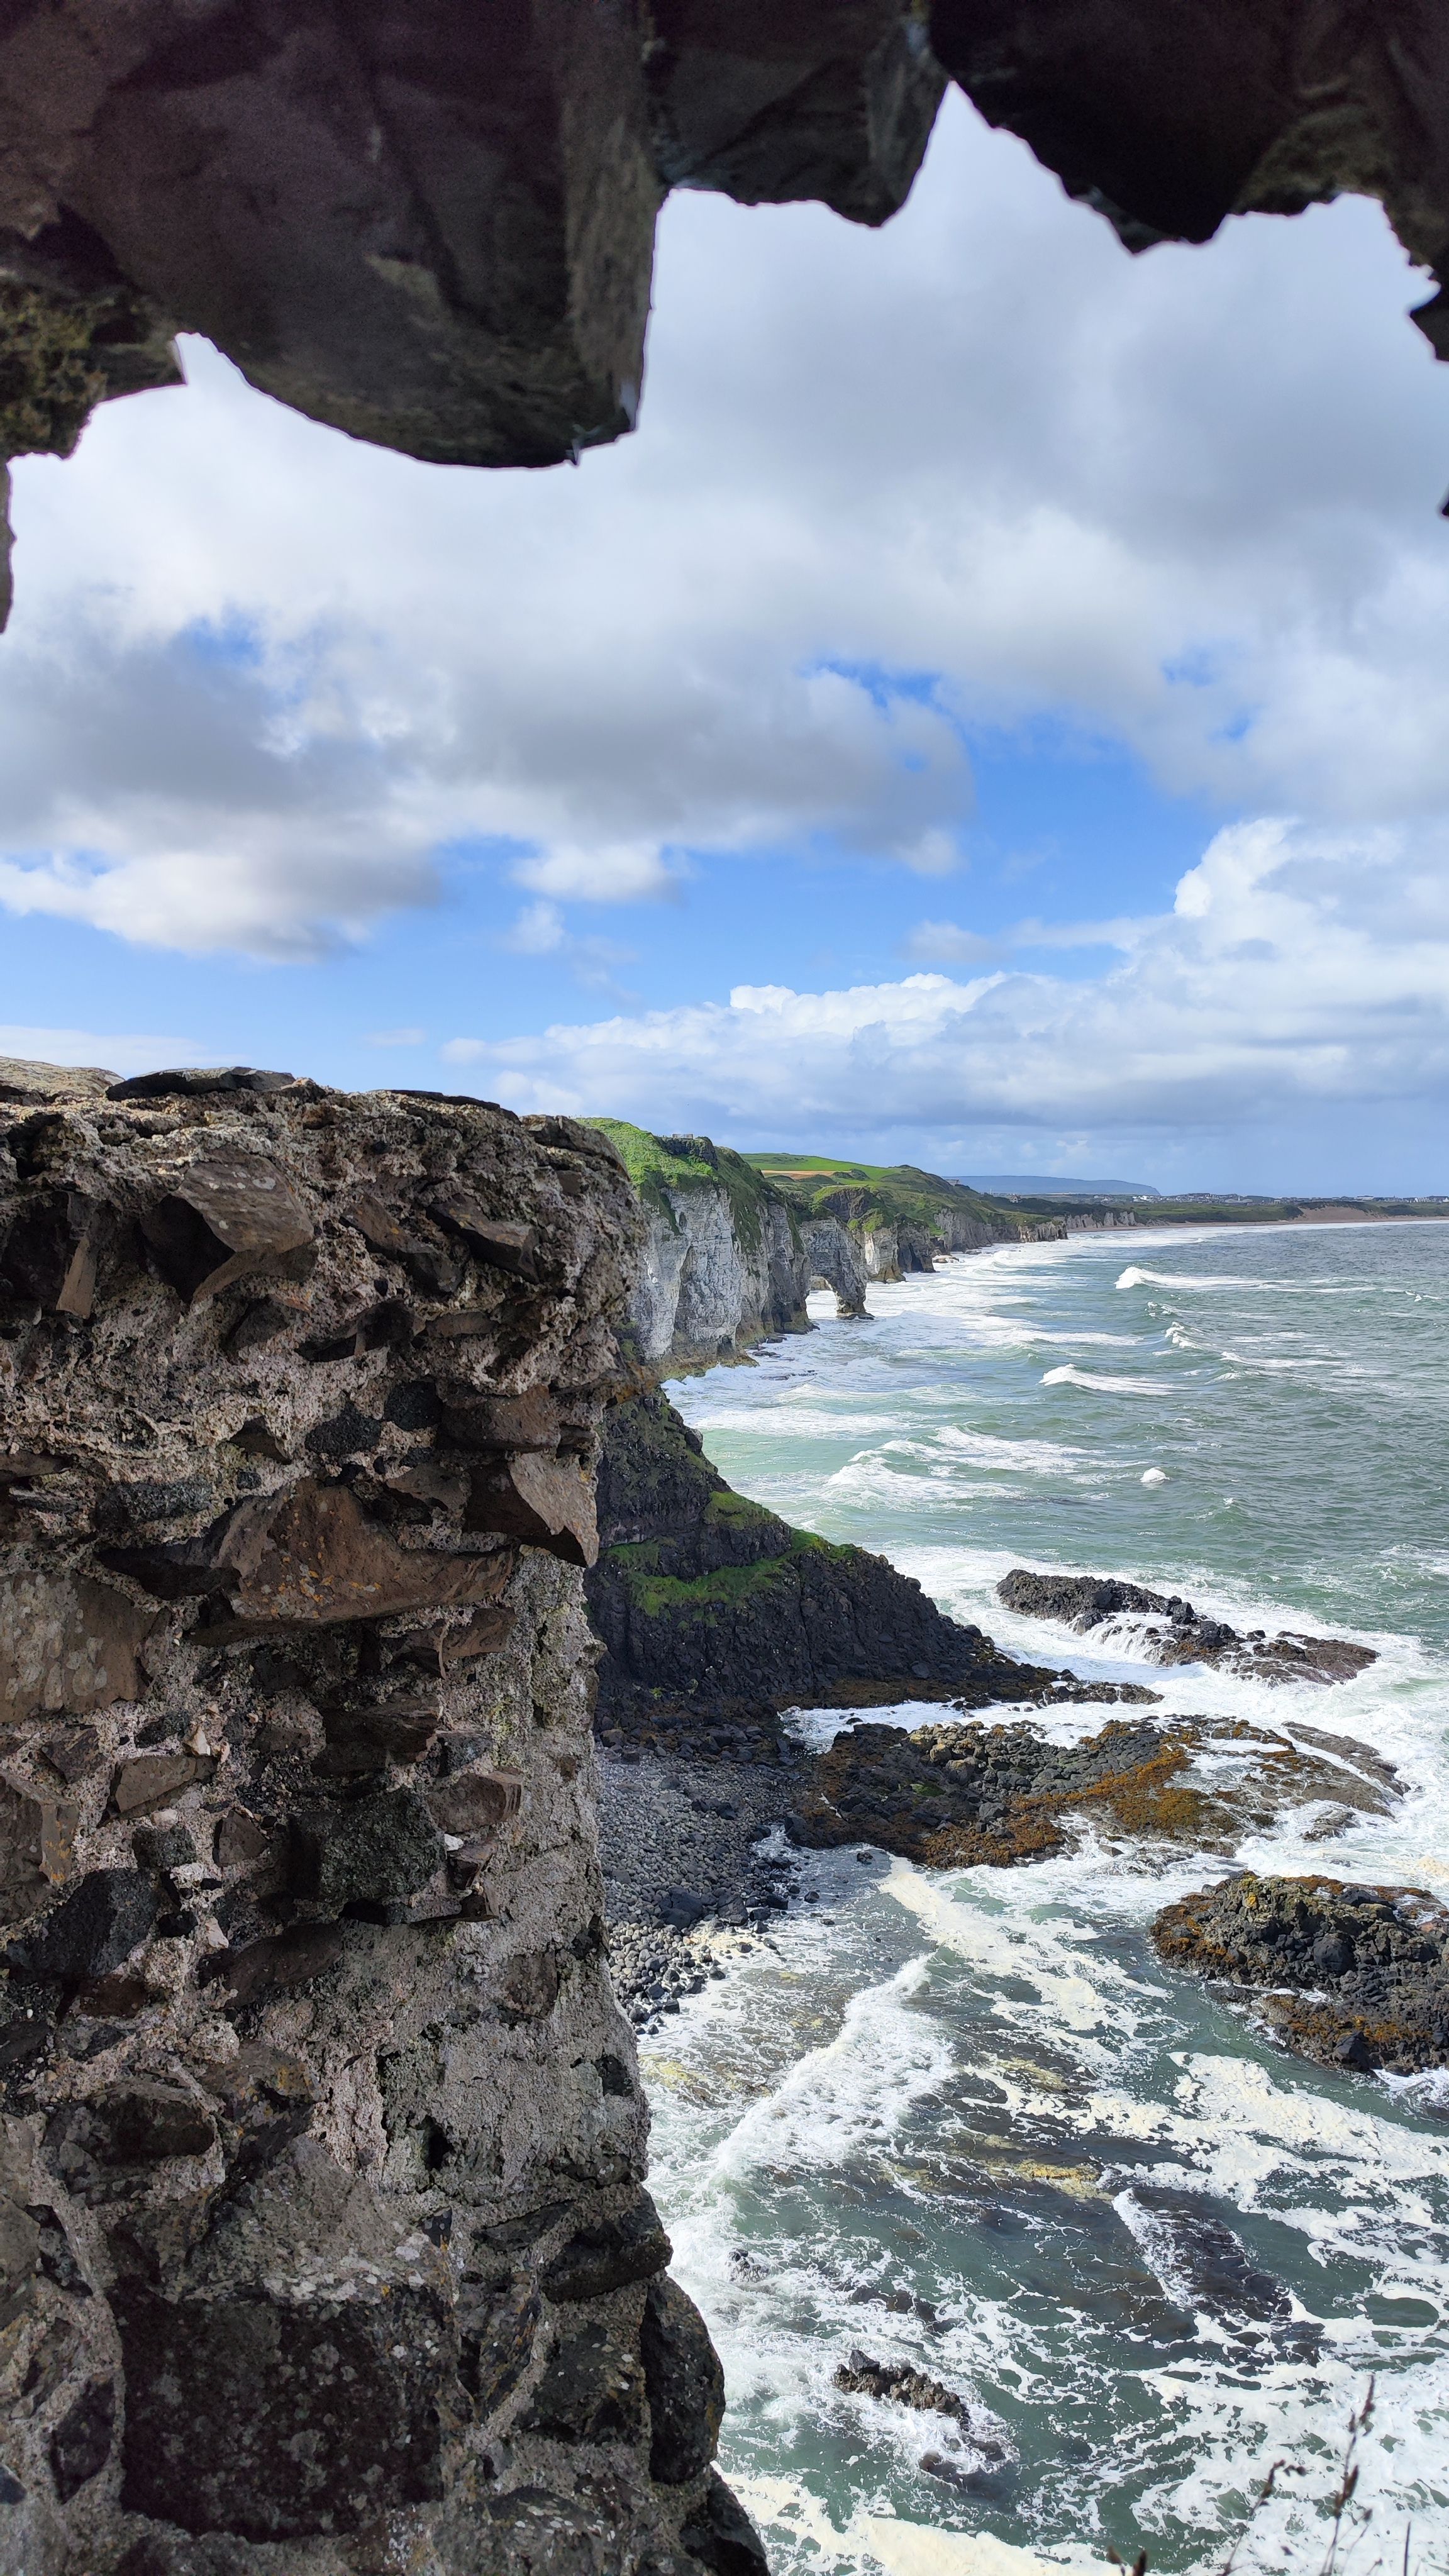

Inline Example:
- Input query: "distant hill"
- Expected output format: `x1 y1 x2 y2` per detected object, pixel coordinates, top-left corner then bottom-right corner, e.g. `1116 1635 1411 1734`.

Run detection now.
957 1174 1161 1198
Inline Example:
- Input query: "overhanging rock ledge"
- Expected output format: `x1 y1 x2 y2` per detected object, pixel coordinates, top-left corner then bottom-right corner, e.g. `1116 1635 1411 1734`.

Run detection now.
0 1058 762 2575
4 0 1449 622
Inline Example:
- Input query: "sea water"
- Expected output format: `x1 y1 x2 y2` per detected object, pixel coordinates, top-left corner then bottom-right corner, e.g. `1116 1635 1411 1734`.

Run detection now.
643 1223 1449 2576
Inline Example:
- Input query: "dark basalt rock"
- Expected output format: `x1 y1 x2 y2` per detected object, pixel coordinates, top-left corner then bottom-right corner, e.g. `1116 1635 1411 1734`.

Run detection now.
640 2274 726 2484
116 2272 452 2538
588 1391 1113 1735
1153 1872 1449 2072
835 2347 970 2423
107 1069 296 1101
458 2276 541 2414
542 2192 672 2304
524 2318 647 2445
791 1710 1397 1869
48 2375 114 2500
998 1567 1376 1685
287 1788 445 1911
9 1868 158 1986
680 2471 772 2576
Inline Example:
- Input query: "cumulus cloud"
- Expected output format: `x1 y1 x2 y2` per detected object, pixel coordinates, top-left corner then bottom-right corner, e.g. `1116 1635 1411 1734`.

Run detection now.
443 821 1449 1152
4 91 1449 955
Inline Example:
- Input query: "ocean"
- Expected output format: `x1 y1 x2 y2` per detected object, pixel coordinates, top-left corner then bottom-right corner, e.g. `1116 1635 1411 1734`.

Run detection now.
643 1221 1449 2576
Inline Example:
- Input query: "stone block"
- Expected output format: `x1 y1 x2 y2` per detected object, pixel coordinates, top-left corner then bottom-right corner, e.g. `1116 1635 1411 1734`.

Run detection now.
467 1454 599 1568
287 1789 444 1910
116 2274 451 2540
426 1771 523 1838
141 1157 313 1304
199 1924 345 2012
524 2319 645 2445
0 1187 101 1315
111 1754 215 1818
212 1477 521 1628
428 1197 538 1279
48 2377 114 2501
458 2275 541 2416
440 1388 561 1455
9 1868 157 1985
648 0 945 226
541 2193 672 2303
0 1774 76 1924
640 2275 725 2482
0 1572 152 1722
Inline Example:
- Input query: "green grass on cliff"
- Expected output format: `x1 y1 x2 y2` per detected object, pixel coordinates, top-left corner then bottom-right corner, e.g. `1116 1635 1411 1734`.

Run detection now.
583 1119 794 1253
606 1529 854 1620
741 1152 1031 1243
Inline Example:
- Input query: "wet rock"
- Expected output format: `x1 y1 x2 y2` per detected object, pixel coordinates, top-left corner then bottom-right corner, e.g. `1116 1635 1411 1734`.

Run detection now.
998 1568 1377 1685
48 2376 114 2499
457 2275 541 2414
9 1869 157 1985
679 2472 770 2576
640 2275 724 2482
524 2319 645 2444
467 1453 600 1568
1153 1872 1449 2072
834 2346 972 2426
140 1156 314 1304
287 1789 445 1911
790 1708 1395 1868
541 2193 672 2303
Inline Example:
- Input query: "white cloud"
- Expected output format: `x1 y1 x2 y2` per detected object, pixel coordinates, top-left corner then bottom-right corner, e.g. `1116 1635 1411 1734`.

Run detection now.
445 821 1449 1153
4 91 1448 957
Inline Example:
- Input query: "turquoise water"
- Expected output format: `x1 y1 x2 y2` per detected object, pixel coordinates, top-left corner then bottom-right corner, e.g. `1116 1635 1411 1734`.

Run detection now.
643 1224 1449 2576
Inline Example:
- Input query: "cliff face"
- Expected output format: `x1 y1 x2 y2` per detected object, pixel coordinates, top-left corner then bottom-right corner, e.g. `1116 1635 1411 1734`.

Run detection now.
0 1062 758 2576
586 1124 865 1369
587 1389 1051 1736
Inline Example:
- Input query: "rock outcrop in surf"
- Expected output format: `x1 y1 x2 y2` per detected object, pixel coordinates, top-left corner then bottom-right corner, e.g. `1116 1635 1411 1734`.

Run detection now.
1153 1872 1449 2072
999 1568 1377 1685
787 1711 1397 1869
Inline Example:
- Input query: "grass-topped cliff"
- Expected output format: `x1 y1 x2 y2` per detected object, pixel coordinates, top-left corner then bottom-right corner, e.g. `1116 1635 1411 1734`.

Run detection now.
586 1119 797 1255
742 1152 1034 1267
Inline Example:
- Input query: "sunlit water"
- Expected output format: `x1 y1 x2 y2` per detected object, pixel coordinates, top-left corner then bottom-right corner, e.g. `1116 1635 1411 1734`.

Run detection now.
641 1224 1449 2576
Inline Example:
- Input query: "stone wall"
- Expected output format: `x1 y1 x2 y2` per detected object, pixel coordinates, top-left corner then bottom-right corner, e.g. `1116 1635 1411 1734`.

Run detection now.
0 1060 758 2575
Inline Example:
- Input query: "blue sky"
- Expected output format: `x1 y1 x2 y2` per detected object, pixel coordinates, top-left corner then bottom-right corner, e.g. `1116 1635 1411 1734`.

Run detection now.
5 92 1449 1191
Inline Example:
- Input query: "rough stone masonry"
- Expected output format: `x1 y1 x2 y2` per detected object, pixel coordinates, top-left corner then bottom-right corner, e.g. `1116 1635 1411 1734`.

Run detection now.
0 1058 759 2576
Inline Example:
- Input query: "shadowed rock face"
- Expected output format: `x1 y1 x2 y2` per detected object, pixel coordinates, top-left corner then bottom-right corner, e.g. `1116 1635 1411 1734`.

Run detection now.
4 0 1449 623
0 1059 761 2574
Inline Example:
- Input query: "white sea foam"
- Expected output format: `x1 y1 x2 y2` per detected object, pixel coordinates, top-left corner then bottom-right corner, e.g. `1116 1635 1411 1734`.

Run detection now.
1041 1365 1177 1394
